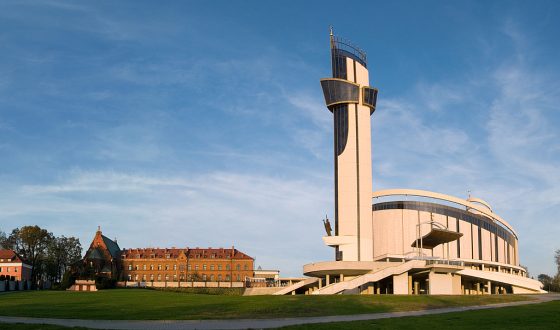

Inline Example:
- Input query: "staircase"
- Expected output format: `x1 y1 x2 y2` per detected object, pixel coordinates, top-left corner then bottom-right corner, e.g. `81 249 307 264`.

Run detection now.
312 260 425 295
272 277 319 295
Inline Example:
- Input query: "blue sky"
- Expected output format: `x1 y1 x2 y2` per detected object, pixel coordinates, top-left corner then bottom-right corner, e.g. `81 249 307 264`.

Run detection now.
1 0 559 277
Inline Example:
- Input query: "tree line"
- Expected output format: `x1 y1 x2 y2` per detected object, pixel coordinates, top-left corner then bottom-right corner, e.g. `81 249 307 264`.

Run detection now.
538 249 560 292
0 225 82 288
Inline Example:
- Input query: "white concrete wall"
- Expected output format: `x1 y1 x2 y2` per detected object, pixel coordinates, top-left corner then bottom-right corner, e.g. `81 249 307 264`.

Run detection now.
370 209 518 267
429 272 461 295
393 272 409 295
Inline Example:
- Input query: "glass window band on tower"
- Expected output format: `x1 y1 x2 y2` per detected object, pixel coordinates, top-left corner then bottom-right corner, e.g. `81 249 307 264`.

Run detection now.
362 86 378 113
320 78 360 109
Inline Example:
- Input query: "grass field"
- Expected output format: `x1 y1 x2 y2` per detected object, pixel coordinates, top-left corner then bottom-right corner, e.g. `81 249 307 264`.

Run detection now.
0 289 532 320
0 325 86 330
281 300 560 330
0 297 557 330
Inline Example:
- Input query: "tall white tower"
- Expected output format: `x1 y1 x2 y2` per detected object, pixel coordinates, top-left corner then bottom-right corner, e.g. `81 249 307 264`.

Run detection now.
320 29 378 261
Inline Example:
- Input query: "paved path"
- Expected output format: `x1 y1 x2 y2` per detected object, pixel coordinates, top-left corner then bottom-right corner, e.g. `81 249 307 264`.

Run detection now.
1 294 559 330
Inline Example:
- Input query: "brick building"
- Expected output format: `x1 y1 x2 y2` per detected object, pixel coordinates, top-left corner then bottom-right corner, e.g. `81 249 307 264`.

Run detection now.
81 227 122 280
121 247 254 283
0 249 32 281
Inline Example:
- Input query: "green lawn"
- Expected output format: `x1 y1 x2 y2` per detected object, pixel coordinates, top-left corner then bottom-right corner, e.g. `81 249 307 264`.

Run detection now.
0 289 533 320
281 300 560 330
0 325 86 330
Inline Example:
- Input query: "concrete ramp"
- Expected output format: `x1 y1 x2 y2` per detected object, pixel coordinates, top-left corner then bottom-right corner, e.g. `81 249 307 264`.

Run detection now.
458 268 545 293
272 277 319 295
312 260 425 295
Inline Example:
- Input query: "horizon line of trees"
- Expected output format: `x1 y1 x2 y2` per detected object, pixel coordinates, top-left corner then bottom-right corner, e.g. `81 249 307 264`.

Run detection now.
0 225 82 288
538 249 560 292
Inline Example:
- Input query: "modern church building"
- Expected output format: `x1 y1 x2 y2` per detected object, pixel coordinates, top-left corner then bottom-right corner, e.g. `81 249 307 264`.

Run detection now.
276 30 544 295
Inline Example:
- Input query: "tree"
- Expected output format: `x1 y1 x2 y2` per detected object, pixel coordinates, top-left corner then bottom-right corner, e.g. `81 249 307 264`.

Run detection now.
45 236 82 284
7 226 54 285
555 249 560 275
538 274 553 291
0 230 7 249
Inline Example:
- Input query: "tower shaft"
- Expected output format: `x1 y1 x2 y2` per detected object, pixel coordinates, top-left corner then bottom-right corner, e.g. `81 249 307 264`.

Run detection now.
320 32 378 261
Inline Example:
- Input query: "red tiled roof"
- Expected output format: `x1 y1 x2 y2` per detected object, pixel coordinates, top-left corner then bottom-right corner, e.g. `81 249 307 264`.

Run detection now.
121 247 253 260
0 249 25 263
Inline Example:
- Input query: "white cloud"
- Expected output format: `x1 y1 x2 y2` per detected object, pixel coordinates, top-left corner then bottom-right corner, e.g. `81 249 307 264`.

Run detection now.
2 170 332 276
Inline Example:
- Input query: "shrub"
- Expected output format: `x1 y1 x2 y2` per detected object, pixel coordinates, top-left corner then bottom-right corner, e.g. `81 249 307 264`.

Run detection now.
95 276 117 290
60 270 76 290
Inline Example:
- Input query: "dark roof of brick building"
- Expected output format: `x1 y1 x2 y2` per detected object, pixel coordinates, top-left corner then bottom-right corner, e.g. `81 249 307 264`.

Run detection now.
101 235 121 258
122 247 253 260
0 249 29 264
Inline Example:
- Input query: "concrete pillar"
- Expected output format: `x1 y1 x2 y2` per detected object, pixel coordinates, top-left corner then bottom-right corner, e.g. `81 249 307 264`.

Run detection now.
326 274 330 286
414 281 419 295
408 276 413 294
487 281 492 294
393 273 408 295
319 278 322 289
476 282 481 295
340 274 344 282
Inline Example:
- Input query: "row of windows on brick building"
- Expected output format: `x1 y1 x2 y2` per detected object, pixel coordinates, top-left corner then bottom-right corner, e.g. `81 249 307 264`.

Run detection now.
127 264 248 271
0 267 18 272
127 273 243 282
